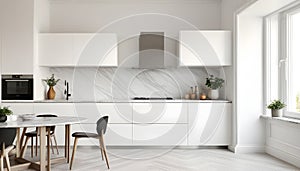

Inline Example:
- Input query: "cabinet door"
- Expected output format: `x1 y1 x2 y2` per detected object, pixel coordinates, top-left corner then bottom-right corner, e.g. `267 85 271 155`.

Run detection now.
1 0 34 74
188 103 231 145
133 124 187 145
133 103 187 124
39 34 73 66
2 103 34 115
39 33 118 67
106 124 132 146
180 31 231 66
73 34 118 66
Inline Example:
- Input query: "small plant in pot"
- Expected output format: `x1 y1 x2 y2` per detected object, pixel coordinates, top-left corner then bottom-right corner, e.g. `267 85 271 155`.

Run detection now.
267 100 286 117
0 106 13 122
205 75 224 100
43 74 60 100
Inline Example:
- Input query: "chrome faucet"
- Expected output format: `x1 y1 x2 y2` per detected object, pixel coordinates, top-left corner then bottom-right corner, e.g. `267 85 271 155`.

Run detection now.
64 80 71 100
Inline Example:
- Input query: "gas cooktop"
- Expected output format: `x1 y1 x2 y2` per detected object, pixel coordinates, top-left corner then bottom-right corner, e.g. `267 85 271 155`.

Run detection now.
132 97 173 100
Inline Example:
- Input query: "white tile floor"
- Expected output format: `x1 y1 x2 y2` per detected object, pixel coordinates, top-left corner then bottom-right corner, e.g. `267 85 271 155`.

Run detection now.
19 147 300 171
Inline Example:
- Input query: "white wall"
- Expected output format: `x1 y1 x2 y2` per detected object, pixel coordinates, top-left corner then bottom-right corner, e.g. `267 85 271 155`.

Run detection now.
234 0 298 153
48 0 222 68
221 0 252 30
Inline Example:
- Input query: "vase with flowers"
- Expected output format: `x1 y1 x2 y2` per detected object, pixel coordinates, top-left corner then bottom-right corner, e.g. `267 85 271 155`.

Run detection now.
43 74 60 100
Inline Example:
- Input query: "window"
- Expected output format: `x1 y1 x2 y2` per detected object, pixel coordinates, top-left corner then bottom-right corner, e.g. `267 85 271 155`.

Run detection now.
265 5 300 118
285 8 300 117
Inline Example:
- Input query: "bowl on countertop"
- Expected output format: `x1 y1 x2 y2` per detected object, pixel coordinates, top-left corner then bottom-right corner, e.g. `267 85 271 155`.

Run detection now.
19 114 36 121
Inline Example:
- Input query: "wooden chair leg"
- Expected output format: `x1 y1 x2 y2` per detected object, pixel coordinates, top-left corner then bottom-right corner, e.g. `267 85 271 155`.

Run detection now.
53 135 59 155
69 137 78 170
31 137 34 158
20 137 30 158
0 156 4 171
50 136 55 154
99 135 110 169
98 138 104 161
4 156 11 171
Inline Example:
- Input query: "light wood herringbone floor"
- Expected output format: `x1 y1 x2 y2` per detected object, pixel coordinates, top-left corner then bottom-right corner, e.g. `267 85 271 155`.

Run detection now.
22 147 299 171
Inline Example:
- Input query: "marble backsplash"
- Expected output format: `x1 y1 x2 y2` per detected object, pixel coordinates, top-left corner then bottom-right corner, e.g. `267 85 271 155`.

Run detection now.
44 67 226 101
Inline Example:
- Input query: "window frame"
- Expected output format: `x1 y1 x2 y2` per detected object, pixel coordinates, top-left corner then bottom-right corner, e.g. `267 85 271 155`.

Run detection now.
283 6 300 119
264 4 300 119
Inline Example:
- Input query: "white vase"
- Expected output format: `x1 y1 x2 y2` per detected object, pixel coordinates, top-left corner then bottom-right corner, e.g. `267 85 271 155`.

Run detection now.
271 109 283 117
208 89 219 100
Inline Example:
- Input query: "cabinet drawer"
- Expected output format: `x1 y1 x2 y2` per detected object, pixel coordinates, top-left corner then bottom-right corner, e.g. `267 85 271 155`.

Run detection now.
96 103 132 124
133 103 187 124
2 103 33 115
73 103 132 124
106 124 132 146
133 124 187 145
33 103 75 116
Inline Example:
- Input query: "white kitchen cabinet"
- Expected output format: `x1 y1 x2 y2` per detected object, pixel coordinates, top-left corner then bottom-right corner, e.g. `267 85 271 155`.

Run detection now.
133 124 187 145
39 33 118 67
188 103 231 145
1 103 34 115
33 103 75 116
96 103 132 124
132 103 187 124
132 103 188 146
38 34 73 66
180 31 232 66
106 124 132 146
0 0 34 74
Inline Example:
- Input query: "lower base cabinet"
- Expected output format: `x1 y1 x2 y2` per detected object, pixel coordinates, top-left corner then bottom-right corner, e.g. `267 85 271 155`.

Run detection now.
4 102 231 146
133 124 188 146
188 103 231 145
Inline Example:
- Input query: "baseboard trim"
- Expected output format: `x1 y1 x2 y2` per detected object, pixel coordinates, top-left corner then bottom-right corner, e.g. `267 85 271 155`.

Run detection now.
230 144 265 153
266 146 300 168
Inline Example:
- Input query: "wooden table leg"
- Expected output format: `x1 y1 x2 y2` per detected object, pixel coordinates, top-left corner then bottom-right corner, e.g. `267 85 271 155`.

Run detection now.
65 124 71 163
47 128 51 171
39 126 46 171
20 128 27 148
16 128 20 158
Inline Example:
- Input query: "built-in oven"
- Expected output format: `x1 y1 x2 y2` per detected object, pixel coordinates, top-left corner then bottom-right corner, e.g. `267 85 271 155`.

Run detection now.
2 75 33 100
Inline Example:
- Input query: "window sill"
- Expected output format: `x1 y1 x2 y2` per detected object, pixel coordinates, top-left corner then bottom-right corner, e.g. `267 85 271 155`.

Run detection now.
260 115 300 124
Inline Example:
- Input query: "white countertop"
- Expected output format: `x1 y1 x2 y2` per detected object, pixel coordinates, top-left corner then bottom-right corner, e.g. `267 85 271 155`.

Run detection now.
2 99 231 103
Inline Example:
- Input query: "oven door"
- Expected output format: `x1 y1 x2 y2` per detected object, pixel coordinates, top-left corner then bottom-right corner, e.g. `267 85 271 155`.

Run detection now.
2 79 33 100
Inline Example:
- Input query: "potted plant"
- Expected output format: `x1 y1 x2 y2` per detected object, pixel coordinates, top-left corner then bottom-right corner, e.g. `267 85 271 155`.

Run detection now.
0 106 13 122
43 74 60 100
205 75 224 99
267 100 286 117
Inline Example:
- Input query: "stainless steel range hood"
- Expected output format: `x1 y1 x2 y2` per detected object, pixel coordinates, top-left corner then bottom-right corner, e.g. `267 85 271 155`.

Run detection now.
139 32 165 69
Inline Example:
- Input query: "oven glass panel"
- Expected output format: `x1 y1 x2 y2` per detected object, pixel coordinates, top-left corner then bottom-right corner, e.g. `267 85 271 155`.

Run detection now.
6 81 30 95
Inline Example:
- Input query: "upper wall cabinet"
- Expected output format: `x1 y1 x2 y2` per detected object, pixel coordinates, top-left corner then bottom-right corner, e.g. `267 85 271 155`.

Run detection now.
39 33 118 67
179 30 232 66
0 0 34 74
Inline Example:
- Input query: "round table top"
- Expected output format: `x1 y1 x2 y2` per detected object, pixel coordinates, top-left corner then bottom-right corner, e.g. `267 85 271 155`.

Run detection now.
0 116 87 128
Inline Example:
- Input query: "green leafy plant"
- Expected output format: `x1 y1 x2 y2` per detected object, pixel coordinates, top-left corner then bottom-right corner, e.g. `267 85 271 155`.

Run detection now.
205 75 225 90
0 106 13 116
43 74 60 86
267 100 286 110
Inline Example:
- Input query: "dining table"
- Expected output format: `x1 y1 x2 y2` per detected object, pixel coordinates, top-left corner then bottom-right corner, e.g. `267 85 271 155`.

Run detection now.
0 116 87 171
